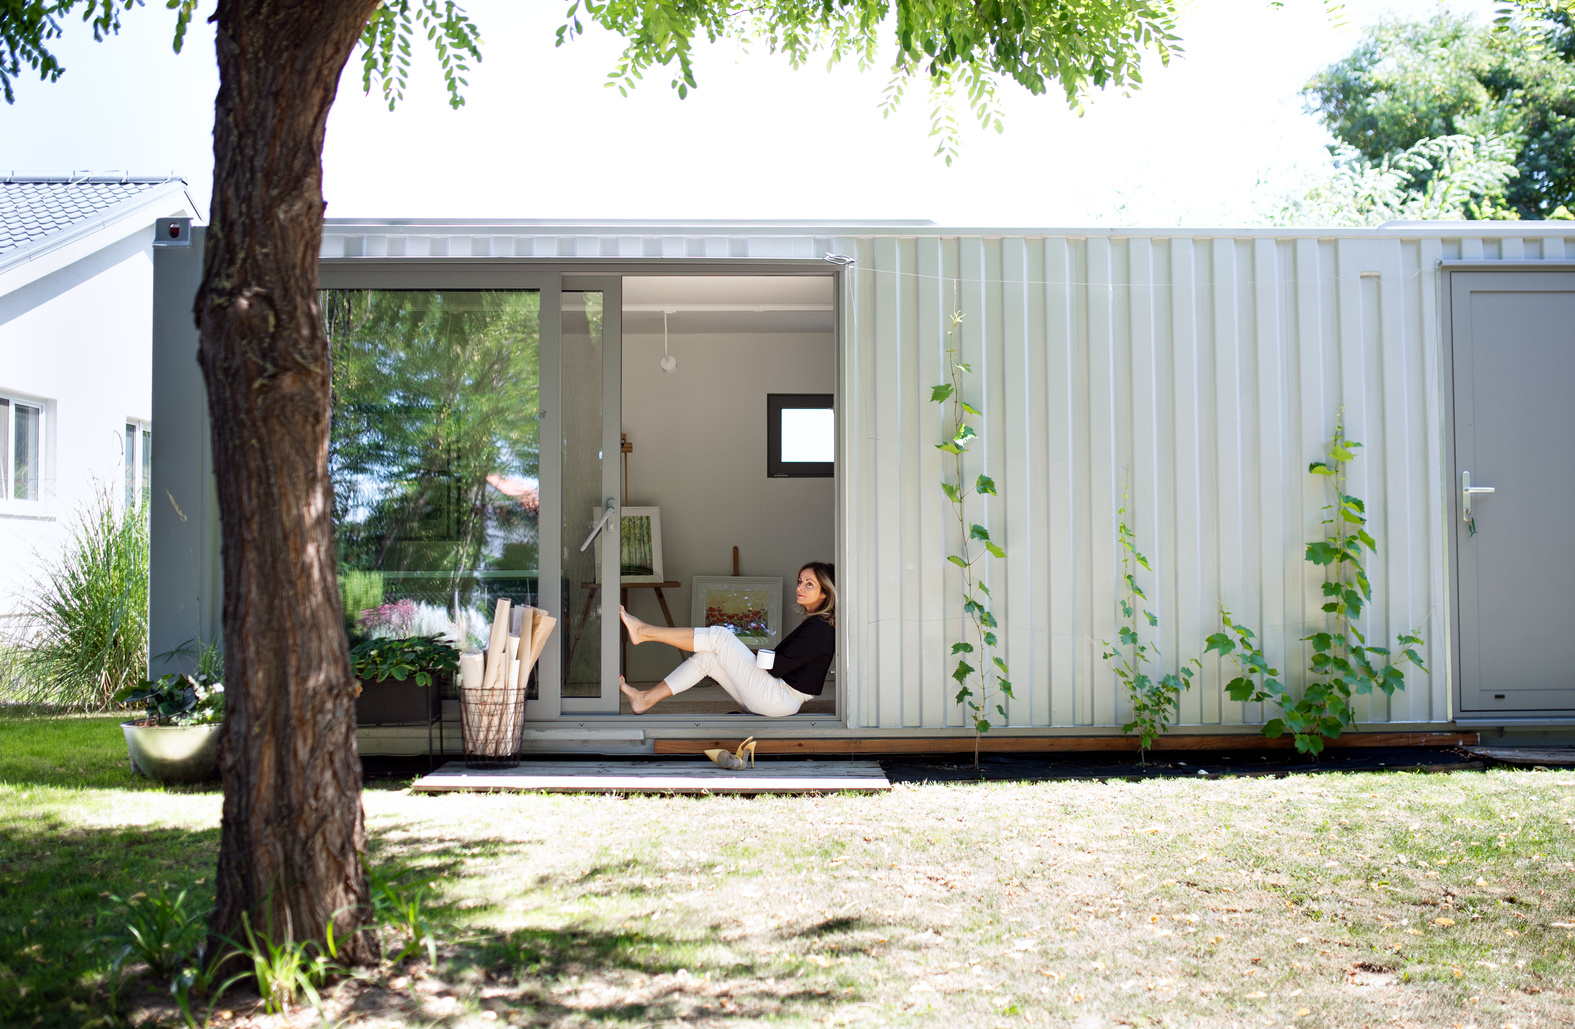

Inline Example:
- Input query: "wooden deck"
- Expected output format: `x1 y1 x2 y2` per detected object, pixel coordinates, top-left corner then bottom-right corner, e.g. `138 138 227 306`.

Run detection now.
652 731 1480 757
409 759 891 794
1465 746 1575 767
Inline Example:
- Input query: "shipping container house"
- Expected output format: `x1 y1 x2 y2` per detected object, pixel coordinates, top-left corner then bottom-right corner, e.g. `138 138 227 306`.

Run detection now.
149 219 1575 755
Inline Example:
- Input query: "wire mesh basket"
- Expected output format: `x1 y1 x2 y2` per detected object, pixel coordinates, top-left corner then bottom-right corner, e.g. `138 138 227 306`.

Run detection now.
459 684 528 769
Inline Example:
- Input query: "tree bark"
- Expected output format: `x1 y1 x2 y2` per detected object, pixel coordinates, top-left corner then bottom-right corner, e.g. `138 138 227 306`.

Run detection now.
198 0 383 964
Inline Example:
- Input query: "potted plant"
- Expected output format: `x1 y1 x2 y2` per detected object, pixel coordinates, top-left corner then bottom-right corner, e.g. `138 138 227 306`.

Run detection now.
351 634 458 725
115 670 225 783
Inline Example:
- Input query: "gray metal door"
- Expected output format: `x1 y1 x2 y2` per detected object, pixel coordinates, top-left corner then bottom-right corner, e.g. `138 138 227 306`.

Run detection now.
1451 269 1575 714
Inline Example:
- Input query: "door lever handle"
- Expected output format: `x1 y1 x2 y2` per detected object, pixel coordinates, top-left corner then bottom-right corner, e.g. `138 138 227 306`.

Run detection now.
579 502 617 552
1462 471 1496 524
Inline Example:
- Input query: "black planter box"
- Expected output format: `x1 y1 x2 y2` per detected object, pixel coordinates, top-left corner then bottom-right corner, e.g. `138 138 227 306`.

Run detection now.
355 676 441 725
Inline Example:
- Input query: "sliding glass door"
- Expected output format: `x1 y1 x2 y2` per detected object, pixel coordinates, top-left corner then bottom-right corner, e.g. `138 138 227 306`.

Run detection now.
319 270 623 718
558 277 622 714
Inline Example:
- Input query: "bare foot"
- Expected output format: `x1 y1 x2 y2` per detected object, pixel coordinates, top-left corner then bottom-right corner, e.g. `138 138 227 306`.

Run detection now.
619 605 649 645
619 675 656 714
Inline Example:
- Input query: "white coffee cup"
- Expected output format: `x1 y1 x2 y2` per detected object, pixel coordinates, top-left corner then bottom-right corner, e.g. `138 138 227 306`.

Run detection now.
755 648 775 670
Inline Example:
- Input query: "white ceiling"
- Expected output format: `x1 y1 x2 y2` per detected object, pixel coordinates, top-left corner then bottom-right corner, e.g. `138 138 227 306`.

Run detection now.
622 275 834 334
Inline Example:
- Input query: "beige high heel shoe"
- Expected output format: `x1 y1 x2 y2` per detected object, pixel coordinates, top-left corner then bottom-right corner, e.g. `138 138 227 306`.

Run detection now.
703 737 757 770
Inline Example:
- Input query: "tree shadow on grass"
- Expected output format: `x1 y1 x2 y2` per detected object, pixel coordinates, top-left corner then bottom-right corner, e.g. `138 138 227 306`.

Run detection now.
0 820 221 1029
7 815 869 1028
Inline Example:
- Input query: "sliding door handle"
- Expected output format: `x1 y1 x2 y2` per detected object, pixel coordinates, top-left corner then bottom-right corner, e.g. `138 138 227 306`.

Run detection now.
579 502 617 552
1462 471 1496 524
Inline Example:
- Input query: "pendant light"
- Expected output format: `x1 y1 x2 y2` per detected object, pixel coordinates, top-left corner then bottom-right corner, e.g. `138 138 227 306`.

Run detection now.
661 309 677 373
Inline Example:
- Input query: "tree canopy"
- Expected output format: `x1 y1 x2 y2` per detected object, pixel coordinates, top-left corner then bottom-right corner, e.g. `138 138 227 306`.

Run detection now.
1304 3 1575 218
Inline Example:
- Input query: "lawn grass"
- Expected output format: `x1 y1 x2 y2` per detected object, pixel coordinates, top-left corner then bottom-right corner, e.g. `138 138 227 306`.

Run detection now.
2 713 1573 1027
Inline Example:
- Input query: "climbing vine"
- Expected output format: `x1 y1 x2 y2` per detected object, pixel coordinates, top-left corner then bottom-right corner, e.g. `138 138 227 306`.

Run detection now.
931 308 1012 766
1207 417 1427 755
1101 493 1197 763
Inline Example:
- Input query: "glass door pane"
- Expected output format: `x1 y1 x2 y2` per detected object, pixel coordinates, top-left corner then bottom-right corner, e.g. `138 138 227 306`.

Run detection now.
559 288 620 707
324 289 542 675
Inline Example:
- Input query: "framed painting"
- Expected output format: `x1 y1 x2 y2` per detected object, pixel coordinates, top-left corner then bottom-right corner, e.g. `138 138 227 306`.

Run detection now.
691 576 783 649
618 507 664 583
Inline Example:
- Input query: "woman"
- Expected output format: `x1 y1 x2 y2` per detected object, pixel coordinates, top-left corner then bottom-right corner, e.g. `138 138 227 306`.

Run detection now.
618 561 836 719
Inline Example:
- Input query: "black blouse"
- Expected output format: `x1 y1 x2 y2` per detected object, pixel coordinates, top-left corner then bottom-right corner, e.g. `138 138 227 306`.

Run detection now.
771 615 835 695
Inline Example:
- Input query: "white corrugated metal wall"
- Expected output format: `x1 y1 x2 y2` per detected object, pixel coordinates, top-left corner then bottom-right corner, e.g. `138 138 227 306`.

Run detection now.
826 227 1574 731
316 222 1574 731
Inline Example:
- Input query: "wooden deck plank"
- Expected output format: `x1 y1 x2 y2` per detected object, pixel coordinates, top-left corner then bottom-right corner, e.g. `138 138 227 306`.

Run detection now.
652 732 1480 757
409 759 891 794
1465 747 1575 767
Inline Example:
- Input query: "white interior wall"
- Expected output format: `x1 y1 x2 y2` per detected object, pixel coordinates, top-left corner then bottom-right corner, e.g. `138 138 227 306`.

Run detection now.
620 328 834 684
0 231 156 621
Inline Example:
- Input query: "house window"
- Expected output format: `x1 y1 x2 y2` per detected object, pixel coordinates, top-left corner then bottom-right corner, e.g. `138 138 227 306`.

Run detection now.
125 420 152 507
767 393 834 478
0 393 46 503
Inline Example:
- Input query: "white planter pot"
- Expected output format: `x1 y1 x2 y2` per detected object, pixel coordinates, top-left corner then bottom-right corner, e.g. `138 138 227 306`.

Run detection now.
120 721 221 783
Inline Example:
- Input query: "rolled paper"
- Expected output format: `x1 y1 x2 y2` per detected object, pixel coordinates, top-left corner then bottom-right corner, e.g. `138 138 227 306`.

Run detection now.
524 612 557 673
460 649 487 755
516 615 536 694
460 649 485 691
505 634 521 691
482 598 511 691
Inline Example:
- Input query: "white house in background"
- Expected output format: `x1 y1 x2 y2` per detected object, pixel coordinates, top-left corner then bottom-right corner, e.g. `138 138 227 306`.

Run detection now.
0 173 200 624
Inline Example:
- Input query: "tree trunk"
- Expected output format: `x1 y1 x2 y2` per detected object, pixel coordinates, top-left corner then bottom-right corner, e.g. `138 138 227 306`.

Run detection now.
198 0 383 964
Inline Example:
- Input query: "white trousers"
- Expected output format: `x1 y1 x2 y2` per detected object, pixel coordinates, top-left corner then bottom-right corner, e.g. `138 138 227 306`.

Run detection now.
666 626 810 717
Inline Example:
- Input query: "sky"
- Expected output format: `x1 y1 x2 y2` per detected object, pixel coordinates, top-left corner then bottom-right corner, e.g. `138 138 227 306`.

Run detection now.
3 0 1498 227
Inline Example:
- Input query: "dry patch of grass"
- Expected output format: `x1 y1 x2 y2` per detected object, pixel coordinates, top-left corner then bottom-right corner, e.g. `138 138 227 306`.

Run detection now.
5 721 1573 1027
323 768 1575 1028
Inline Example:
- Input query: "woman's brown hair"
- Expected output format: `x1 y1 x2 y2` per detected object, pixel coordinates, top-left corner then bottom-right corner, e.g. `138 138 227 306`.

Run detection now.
797 561 836 627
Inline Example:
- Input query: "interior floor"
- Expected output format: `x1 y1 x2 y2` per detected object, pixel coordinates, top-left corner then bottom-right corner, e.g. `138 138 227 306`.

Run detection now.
619 678 837 716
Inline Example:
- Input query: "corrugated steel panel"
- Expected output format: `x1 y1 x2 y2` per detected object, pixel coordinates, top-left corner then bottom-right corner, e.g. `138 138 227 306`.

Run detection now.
317 221 1575 730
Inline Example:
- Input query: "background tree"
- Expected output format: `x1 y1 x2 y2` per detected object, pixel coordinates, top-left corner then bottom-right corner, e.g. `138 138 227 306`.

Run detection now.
1304 3 1575 218
0 0 1181 967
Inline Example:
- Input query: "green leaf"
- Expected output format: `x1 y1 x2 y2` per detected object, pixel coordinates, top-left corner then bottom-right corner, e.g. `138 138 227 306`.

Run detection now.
1306 541 1340 565
930 383 955 403
951 642 974 654
935 442 964 455
984 541 1006 559
947 554 971 569
970 523 992 542
955 362 973 373
976 474 997 496
1224 677 1257 702
952 660 974 683
960 401 982 417
941 482 961 503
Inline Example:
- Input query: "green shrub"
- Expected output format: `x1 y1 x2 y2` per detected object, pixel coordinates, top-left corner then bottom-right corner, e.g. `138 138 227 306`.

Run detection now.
14 489 149 709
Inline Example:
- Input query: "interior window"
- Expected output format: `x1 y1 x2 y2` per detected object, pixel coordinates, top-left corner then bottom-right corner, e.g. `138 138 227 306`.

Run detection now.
767 393 834 478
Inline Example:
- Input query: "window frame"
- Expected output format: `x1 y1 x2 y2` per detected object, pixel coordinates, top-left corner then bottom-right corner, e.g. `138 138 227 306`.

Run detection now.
125 418 152 508
766 393 834 478
0 390 50 509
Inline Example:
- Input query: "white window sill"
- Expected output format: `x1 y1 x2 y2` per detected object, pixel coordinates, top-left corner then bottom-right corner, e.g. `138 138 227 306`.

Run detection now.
0 503 59 521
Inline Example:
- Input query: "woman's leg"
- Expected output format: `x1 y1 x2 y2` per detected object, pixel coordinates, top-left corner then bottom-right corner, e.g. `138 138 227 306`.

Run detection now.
619 636 725 714
620 606 694 651
620 676 672 714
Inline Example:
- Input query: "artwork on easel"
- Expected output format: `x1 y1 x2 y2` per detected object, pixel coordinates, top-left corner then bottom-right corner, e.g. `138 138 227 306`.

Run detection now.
618 507 664 583
692 576 783 649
